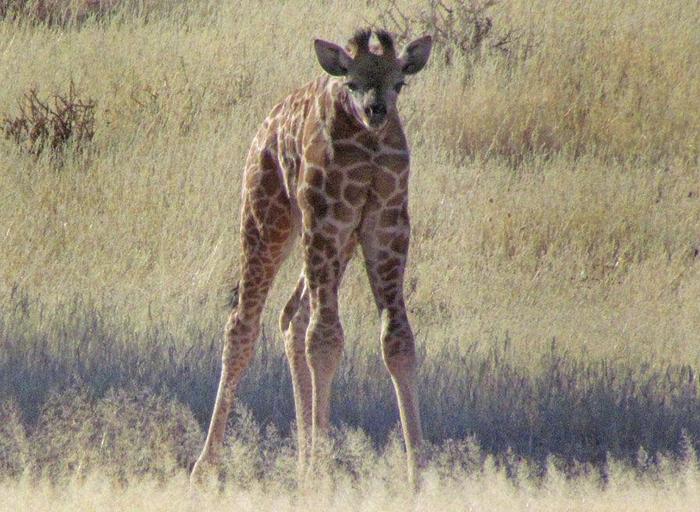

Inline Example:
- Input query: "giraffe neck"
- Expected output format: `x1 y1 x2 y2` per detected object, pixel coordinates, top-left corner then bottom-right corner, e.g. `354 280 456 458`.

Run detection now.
329 79 364 129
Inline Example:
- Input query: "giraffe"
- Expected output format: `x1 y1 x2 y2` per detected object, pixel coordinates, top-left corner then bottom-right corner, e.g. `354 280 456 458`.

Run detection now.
191 28 432 488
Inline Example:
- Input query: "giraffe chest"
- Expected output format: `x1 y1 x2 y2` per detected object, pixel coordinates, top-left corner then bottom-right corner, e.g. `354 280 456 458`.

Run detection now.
331 138 410 201
298 141 410 222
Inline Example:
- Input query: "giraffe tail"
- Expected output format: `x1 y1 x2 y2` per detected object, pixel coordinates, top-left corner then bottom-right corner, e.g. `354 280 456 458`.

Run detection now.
225 280 240 310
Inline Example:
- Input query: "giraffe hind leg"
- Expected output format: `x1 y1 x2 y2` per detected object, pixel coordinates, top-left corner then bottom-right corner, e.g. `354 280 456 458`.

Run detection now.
192 201 292 485
279 274 304 333
280 273 313 477
277 225 313 477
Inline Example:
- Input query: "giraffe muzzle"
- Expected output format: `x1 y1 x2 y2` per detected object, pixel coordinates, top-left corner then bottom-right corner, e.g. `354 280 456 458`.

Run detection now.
364 103 387 128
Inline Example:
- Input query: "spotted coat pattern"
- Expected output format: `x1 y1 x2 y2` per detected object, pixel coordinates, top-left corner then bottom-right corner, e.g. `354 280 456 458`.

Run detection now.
192 30 430 488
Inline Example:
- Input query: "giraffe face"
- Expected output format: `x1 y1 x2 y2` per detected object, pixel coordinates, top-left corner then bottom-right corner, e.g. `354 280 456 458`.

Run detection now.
342 54 404 130
314 30 432 131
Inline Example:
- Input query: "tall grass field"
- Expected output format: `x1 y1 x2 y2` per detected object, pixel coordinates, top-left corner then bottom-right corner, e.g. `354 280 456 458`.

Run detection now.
1 0 699 509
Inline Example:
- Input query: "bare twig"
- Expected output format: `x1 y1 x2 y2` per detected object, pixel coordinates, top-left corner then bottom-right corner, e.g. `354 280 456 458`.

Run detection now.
2 80 96 160
371 0 525 65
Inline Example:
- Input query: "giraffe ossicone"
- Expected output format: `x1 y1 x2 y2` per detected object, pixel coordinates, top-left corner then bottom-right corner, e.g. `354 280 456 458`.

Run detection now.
191 28 432 488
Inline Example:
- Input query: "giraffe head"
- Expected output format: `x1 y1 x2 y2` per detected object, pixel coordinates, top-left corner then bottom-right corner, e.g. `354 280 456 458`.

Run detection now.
314 29 432 131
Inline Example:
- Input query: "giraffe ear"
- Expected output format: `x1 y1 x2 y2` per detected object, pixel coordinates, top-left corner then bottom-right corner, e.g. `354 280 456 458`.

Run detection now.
399 35 432 75
314 39 353 76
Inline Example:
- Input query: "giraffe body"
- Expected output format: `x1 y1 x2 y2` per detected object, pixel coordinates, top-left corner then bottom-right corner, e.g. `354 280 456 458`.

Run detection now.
192 29 432 488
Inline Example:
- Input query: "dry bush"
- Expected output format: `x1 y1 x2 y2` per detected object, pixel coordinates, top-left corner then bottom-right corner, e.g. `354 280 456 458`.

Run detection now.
372 0 522 64
2 81 95 159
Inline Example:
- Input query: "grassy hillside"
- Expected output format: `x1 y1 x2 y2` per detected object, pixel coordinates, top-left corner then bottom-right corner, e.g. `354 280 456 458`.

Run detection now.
1 0 699 501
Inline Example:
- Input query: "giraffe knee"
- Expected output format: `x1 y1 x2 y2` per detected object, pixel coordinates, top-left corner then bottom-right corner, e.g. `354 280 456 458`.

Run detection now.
305 320 344 366
284 331 304 359
284 313 308 359
282 290 310 360
382 334 416 375
222 315 259 364
380 311 416 376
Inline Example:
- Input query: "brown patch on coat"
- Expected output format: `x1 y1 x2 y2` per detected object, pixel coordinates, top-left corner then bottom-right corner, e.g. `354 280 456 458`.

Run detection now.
331 107 361 140
375 153 409 172
301 187 328 217
347 165 373 183
333 202 353 222
312 232 331 251
325 169 343 198
343 183 366 206
305 166 324 188
374 170 396 198
380 208 401 226
332 142 370 167
382 124 407 150
355 132 380 153
260 170 281 195
390 234 409 254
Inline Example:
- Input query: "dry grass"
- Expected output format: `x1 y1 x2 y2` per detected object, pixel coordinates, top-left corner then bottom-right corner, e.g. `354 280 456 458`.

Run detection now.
1 0 699 507
2 462 699 512
1 389 699 511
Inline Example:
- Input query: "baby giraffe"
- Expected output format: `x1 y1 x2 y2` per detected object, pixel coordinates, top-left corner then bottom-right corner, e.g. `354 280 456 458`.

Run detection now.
191 28 432 488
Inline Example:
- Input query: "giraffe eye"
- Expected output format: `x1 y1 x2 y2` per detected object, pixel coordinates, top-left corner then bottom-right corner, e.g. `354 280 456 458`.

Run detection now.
346 82 359 92
394 81 406 93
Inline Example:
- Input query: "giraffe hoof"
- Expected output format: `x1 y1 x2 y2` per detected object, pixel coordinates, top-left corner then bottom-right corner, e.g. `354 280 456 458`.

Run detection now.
190 456 218 489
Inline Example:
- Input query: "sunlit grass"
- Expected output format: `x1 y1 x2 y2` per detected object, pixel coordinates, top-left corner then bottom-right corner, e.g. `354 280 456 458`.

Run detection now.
2 388 699 510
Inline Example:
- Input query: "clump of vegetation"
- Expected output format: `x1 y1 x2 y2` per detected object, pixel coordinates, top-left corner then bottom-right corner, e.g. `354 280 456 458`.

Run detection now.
27 387 202 483
0 0 101 26
2 81 95 159
372 0 522 64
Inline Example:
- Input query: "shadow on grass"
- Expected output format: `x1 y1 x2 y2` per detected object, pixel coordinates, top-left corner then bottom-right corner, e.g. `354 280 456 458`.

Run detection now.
1 291 698 476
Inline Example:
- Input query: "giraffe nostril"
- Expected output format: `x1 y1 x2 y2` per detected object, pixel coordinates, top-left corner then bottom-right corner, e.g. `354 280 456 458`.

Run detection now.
363 103 388 128
365 103 386 118
372 103 386 116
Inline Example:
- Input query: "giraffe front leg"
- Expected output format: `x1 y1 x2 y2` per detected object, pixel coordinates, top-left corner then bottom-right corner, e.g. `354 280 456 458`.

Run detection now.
302 236 355 473
379 304 422 488
305 272 344 470
360 200 423 489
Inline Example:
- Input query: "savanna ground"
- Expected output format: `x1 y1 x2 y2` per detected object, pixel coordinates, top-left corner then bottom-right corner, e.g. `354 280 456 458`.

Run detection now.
1 0 699 509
